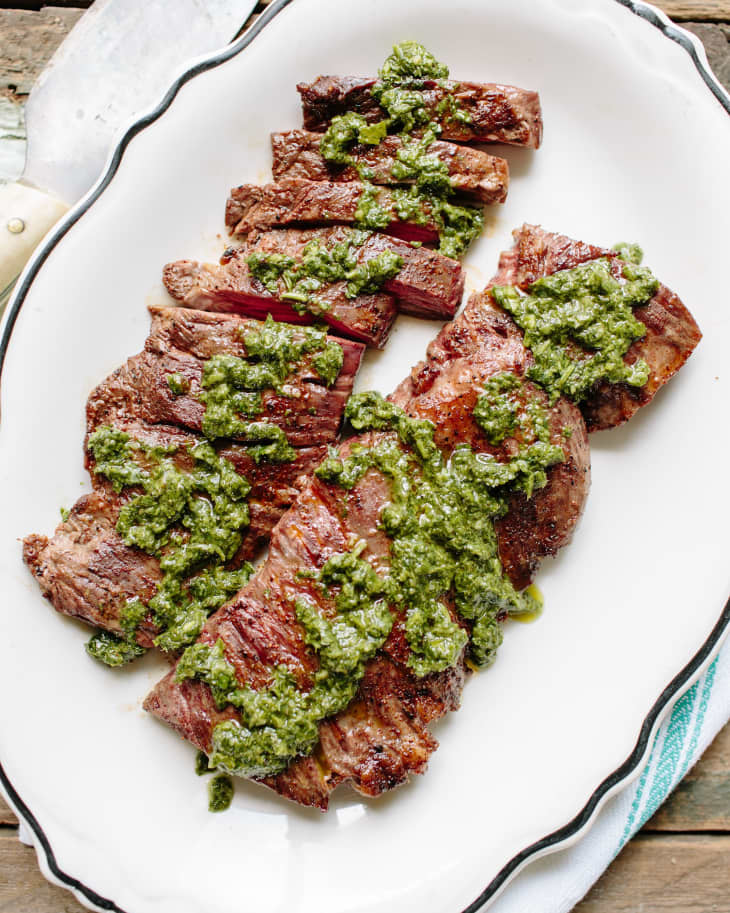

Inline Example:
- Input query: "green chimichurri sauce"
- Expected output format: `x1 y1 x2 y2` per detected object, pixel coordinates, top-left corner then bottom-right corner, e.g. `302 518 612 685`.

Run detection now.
318 42 480 259
208 774 234 812
198 315 341 451
492 254 658 404
246 231 403 315
378 39 449 86
166 372 190 396
473 372 564 498
195 749 215 775
319 392 563 668
178 385 566 778
176 543 390 778
85 427 254 662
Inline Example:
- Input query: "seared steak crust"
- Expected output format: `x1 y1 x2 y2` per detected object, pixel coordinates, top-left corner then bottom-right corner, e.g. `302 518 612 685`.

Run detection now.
270 129 509 204
225 178 446 244
298 76 543 148
491 225 703 431
23 493 162 647
86 306 363 446
145 446 470 809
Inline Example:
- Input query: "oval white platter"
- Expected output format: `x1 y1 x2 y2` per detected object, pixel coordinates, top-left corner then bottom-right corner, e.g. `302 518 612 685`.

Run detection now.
0 1 729 911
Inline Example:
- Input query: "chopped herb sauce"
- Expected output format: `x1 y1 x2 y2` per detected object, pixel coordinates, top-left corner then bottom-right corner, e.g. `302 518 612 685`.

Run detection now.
195 750 215 776
208 774 234 812
166 372 190 396
86 630 146 667
86 427 254 661
247 232 403 314
198 315 340 453
318 42 479 259
492 255 657 403
473 373 564 498
176 385 566 777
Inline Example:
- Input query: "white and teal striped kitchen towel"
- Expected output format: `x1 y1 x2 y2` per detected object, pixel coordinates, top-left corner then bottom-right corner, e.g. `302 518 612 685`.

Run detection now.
491 640 730 913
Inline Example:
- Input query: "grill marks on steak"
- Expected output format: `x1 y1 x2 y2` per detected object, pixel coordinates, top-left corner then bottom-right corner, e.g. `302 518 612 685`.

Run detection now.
225 178 445 244
86 306 364 447
490 225 703 431
144 284 591 808
270 129 509 204
297 76 543 148
162 226 465 348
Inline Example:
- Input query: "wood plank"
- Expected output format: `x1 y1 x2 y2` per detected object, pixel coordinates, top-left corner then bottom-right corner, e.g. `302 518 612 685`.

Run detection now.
645 722 730 831
0 798 17 827
0 8 84 96
575 834 730 912
0 832 86 913
659 1 730 19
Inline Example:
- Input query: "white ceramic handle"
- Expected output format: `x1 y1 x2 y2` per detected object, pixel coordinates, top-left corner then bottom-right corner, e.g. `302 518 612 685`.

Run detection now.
0 182 69 296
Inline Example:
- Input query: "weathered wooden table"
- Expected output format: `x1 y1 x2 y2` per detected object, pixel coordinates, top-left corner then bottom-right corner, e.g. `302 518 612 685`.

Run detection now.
0 2 728 910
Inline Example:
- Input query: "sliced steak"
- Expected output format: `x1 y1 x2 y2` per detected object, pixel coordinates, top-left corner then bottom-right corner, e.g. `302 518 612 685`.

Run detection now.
162 226 464 345
298 76 543 148
490 225 703 431
25 421 327 646
144 285 590 807
163 258 396 349
243 227 464 319
225 177 470 244
86 306 363 446
24 492 163 647
270 129 509 204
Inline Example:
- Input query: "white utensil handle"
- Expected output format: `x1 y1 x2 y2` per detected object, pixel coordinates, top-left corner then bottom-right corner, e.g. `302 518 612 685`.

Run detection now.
0 182 69 296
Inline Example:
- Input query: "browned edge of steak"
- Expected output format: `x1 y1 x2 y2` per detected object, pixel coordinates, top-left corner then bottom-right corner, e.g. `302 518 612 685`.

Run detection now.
270 129 510 204
297 76 542 148
491 224 703 432
23 304 366 649
86 306 364 447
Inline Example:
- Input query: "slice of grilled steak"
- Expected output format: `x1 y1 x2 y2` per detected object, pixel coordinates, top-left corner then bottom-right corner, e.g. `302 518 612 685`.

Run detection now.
270 129 509 204
144 287 590 807
225 177 462 244
25 420 327 646
24 492 163 647
298 76 543 148
490 225 703 431
162 227 463 345
243 227 464 319
163 259 396 349
86 306 364 446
